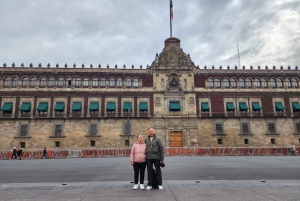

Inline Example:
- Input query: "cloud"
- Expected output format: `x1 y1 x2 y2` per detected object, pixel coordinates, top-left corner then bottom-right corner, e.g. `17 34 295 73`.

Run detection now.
0 0 299 69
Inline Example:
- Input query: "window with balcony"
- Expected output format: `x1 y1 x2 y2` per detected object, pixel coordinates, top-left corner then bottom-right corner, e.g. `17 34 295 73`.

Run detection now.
57 77 64 86
22 77 29 86
75 78 81 86
12 77 19 87
4 77 11 86
40 77 46 86
66 77 72 86
261 78 268 88
117 78 122 87
224 78 229 88
277 78 283 88
92 78 99 87
208 78 213 87
246 78 252 87
230 78 236 88
48 77 54 87
270 78 276 87
239 78 245 88
83 78 89 86
255 78 261 88
100 78 106 86
215 78 221 88
286 78 292 88
109 78 115 87
126 78 132 87
292 78 299 87
133 78 139 87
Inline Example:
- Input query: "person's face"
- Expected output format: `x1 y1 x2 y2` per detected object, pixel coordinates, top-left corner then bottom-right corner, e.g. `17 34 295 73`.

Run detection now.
148 128 155 137
137 135 144 142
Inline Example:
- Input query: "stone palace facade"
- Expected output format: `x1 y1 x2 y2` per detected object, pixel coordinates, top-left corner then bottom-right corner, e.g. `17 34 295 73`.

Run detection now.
1 38 300 150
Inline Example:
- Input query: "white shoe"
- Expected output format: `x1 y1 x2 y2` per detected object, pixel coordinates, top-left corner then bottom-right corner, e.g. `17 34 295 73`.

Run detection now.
146 186 152 190
158 185 163 190
133 184 138 190
140 184 145 190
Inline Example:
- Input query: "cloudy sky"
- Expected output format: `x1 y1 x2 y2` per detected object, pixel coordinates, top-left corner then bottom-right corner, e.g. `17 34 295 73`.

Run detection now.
0 0 299 69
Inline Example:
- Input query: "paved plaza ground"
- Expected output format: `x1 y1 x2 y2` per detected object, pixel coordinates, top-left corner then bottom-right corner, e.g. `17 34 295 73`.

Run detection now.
0 156 299 200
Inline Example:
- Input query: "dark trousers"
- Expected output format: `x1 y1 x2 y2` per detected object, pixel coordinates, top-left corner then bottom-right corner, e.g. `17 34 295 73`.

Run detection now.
41 154 47 159
133 162 146 184
17 154 21 160
146 159 162 186
11 154 17 159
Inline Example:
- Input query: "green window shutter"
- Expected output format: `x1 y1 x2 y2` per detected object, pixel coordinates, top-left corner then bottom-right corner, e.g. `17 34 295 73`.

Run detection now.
239 102 248 111
226 102 235 111
54 102 65 111
37 102 48 111
19 102 31 112
201 102 210 111
123 102 132 111
89 102 99 111
292 102 300 112
107 102 116 111
252 102 262 111
72 102 82 111
275 102 285 111
1 102 13 111
139 102 148 111
169 102 181 111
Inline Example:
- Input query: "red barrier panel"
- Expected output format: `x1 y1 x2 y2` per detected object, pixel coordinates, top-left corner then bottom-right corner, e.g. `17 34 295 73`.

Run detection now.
0 147 299 160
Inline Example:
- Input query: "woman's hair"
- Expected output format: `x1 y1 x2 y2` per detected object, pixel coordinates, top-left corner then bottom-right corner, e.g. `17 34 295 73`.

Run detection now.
137 134 143 139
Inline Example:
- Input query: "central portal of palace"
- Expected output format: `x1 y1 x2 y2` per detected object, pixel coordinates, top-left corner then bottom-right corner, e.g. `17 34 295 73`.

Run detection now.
170 131 183 147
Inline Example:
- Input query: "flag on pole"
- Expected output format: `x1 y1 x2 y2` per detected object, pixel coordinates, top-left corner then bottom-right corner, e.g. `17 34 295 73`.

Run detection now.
170 0 173 20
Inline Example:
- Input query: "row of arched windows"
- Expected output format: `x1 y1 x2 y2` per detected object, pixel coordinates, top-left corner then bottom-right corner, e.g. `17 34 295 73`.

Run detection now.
3 77 140 87
208 77 299 88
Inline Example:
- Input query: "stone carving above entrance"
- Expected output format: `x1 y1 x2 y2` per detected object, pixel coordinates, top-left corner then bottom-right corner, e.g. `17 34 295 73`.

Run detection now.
189 97 195 106
167 73 182 91
155 97 161 107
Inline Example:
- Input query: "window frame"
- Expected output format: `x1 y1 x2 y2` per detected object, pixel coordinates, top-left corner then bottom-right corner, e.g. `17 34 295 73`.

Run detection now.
240 122 251 134
266 122 277 134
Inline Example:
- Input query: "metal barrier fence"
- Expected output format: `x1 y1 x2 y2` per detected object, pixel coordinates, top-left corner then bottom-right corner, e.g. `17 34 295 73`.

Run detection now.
1 147 299 160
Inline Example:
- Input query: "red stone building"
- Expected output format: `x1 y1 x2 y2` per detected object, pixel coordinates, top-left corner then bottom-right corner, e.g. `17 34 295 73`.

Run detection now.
0 37 299 150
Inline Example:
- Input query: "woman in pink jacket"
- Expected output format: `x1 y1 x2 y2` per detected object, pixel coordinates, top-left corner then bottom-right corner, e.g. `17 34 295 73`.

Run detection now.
130 134 146 190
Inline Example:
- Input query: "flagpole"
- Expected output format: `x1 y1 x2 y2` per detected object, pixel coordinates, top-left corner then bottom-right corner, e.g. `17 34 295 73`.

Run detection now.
170 0 172 38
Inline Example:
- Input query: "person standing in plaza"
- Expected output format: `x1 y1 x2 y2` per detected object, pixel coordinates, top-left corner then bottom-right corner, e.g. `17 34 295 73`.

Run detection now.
130 134 146 190
17 148 22 160
11 147 17 160
41 147 47 159
145 127 164 190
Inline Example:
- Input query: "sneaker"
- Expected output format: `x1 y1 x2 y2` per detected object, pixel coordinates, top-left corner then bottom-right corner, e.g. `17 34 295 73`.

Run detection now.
133 184 138 190
140 184 145 190
146 186 152 190
158 185 163 190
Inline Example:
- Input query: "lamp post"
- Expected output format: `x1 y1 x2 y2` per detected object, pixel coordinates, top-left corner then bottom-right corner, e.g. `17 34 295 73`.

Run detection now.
127 108 130 147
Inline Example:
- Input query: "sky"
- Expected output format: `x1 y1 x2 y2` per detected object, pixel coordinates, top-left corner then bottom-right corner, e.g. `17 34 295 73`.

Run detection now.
0 0 299 69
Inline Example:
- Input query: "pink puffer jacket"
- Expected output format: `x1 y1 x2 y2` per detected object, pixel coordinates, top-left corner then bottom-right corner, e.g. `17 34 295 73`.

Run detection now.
130 141 146 163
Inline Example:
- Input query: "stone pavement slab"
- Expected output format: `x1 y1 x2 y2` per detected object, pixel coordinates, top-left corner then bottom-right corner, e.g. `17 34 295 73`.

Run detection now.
1 180 300 201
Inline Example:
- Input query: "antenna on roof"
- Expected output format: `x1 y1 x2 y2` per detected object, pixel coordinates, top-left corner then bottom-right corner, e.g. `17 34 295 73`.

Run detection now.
237 39 241 69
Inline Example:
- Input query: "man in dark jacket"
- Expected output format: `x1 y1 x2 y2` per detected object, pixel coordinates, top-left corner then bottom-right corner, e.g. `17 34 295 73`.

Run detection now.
41 147 47 159
17 148 22 160
145 128 164 190
11 147 17 160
